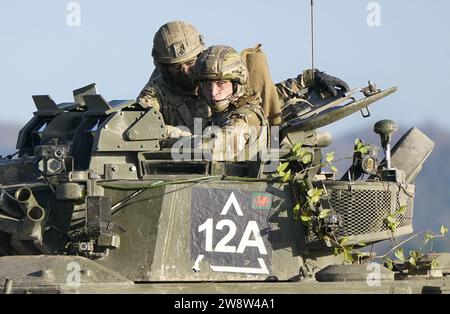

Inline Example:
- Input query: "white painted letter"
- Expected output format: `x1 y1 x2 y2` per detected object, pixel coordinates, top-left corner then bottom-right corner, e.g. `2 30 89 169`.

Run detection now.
237 221 267 255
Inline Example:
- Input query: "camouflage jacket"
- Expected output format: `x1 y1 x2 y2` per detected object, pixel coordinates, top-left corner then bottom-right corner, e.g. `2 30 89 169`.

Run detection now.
204 91 269 161
137 74 211 134
211 92 266 130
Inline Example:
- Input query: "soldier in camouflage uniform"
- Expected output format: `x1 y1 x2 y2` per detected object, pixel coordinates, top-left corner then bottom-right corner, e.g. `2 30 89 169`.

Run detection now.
193 45 268 161
137 21 349 135
137 21 210 137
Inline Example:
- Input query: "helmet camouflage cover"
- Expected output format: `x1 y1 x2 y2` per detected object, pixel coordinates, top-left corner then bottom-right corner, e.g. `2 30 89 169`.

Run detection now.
152 20 205 65
194 45 248 85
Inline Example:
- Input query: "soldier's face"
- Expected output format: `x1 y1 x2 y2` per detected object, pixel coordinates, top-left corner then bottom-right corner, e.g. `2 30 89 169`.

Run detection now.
166 58 197 91
167 58 197 77
200 80 233 102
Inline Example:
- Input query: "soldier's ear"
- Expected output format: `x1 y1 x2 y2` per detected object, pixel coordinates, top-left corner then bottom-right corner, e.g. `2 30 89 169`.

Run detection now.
232 82 239 94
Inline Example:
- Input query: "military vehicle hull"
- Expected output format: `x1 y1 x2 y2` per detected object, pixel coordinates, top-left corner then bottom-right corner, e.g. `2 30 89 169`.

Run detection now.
2 255 449 294
0 84 446 294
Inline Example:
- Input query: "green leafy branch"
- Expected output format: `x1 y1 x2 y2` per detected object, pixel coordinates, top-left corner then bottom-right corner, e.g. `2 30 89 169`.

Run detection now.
278 143 359 262
280 141 421 266
283 139 450 268
327 234 369 264
384 248 439 271
423 225 449 245
294 188 365 264
292 187 328 224
276 143 338 183
332 237 354 264
354 138 371 154
384 205 407 232
380 226 449 271
381 204 447 270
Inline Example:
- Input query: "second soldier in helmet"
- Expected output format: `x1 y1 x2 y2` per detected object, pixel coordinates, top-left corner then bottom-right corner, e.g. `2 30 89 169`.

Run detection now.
193 45 268 160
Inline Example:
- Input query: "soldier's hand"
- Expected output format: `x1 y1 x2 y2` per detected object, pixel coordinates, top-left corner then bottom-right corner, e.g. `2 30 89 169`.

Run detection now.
166 125 192 139
314 71 350 96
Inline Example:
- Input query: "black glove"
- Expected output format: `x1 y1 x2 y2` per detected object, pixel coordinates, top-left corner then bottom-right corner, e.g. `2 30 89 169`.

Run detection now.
313 70 350 96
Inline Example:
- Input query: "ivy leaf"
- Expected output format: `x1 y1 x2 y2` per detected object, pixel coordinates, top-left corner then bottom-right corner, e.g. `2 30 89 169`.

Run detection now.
282 169 291 182
440 225 448 236
409 250 421 259
385 258 394 271
300 211 312 222
354 138 369 154
292 143 302 154
293 203 301 217
357 145 369 154
393 221 400 230
386 222 395 231
409 251 422 267
308 188 323 197
384 213 399 231
339 236 349 246
301 152 313 164
431 259 440 269
307 188 323 204
330 166 338 173
385 214 396 224
343 248 354 263
277 162 289 176
396 205 407 216
358 242 367 247
394 248 405 262
326 152 335 163
423 232 433 245
318 209 331 219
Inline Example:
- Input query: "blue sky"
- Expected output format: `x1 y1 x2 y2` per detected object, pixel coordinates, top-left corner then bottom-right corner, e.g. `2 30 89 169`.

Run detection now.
0 0 449 136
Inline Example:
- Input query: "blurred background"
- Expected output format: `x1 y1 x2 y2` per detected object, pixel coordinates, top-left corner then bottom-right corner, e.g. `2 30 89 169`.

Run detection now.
0 0 449 252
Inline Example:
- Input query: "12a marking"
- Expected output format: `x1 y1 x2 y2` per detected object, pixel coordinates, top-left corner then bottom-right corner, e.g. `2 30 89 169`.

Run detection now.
198 218 267 254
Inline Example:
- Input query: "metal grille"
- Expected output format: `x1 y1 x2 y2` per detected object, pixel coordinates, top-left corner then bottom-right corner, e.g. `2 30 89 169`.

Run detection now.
330 189 392 237
306 181 414 245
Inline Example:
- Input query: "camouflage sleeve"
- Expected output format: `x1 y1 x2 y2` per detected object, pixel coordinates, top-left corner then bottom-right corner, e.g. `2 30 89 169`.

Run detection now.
226 109 261 138
205 108 262 160
275 74 308 104
136 78 161 112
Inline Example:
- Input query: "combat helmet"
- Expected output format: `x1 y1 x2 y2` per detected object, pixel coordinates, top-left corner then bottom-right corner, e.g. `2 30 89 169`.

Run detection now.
194 45 248 84
194 45 248 111
152 21 205 65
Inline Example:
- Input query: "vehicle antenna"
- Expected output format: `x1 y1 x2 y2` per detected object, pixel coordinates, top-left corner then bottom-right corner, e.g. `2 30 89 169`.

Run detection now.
310 0 315 79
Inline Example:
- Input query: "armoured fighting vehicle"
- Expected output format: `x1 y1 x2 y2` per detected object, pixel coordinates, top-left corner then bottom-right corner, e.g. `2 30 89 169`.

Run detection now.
0 81 448 294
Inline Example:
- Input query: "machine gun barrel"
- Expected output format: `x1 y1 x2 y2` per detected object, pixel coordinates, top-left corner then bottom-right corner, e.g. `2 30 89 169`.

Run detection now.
0 189 23 219
15 188 46 240
21 205 45 240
